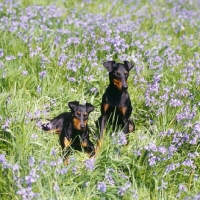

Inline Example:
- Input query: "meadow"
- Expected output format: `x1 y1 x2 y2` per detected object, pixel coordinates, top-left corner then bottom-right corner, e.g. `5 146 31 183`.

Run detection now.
0 0 200 199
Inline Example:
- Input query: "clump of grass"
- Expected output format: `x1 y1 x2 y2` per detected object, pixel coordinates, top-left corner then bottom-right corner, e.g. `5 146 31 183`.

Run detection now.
0 0 200 199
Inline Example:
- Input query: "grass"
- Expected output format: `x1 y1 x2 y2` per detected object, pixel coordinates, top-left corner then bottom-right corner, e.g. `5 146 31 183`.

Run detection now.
0 0 200 199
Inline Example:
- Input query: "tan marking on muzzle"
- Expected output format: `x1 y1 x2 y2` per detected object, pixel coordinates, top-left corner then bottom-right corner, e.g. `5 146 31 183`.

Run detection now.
72 118 87 130
113 78 122 90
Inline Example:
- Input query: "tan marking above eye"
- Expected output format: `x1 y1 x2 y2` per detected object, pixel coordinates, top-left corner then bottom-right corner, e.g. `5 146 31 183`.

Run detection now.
77 111 81 115
84 112 88 117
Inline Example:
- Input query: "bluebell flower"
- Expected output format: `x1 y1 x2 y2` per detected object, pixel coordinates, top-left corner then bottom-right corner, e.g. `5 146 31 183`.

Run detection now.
0 154 6 164
28 156 35 167
97 181 106 193
85 158 95 171
53 183 60 192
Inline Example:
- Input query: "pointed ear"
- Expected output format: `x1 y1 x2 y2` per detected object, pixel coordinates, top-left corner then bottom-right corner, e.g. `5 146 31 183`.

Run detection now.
85 102 94 114
124 61 134 71
103 61 116 72
68 101 79 112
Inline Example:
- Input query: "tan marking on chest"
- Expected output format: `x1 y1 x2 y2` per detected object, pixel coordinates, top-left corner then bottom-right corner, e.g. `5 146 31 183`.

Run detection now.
103 103 110 112
118 106 127 116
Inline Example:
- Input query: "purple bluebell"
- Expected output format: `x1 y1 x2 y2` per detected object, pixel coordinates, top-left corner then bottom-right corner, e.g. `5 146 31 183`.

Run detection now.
85 158 95 171
97 181 106 193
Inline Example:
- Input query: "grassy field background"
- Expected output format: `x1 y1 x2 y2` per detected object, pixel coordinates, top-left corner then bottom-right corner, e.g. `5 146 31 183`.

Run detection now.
0 0 200 199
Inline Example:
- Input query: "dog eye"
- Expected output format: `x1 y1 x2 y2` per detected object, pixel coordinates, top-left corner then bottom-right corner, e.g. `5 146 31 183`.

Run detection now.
125 73 128 77
84 113 88 117
115 71 121 76
75 112 81 117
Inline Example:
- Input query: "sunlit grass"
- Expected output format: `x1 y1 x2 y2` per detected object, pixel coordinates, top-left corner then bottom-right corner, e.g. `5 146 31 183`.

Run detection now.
0 0 200 199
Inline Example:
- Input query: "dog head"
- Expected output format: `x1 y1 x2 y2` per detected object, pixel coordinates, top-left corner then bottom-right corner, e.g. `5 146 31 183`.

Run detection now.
103 60 134 91
68 101 94 131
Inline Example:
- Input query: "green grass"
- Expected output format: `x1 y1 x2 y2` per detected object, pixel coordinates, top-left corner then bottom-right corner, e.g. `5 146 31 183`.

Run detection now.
0 0 200 199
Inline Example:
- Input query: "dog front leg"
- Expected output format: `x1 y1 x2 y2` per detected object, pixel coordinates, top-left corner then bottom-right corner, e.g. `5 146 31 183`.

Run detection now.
81 139 95 157
122 117 129 134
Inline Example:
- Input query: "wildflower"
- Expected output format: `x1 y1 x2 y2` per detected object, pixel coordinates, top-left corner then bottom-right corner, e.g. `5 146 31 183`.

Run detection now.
53 183 60 192
22 70 28 75
157 146 167 154
113 131 127 145
28 156 35 167
2 118 11 130
157 180 168 190
132 190 138 199
50 160 57 167
176 183 187 198
6 55 16 61
182 159 195 168
194 174 199 181
66 76 76 82
56 167 68 175
193 122 200 133
18 52 23 57
31 134 38 139
0 154 6 164
0 49 4 57
85 181 89 187
17 186 40 200
2 70 6 78
118 182 131 196
37 85 41 94
51 148 57 156
90 87 98 94
25 169 39 185
12 164 19 172
169 98 183 107
39 70 47 79
68 157 76 164
105 168 115 185
72 166 77 174
97 181 106 193
85 158 95 171
148 154 157 166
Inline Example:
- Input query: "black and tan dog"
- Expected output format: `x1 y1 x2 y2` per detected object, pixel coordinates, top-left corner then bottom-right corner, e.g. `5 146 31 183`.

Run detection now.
97 60 135 147
41 101 95 159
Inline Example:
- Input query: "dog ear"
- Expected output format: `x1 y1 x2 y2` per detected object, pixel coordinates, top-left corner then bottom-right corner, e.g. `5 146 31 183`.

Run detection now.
124 61 134 71
68 101 79 112
103 61 116 72
85 103 94 114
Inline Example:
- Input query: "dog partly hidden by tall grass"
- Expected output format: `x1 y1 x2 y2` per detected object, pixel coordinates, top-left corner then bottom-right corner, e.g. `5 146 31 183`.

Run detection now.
97 60 135 147
41 101 95 163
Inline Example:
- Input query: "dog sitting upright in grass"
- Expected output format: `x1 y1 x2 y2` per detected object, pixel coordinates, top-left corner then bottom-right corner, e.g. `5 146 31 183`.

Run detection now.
97 60 135 147
41 101 95 158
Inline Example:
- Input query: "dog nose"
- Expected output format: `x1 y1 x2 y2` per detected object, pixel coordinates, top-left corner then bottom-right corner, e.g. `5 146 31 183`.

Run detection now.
122 85 128 90
80 124 85 129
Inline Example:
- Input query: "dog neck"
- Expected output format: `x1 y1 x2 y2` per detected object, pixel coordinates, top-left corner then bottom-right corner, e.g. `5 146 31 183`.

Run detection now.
107 83 126 96
105 84 127 106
